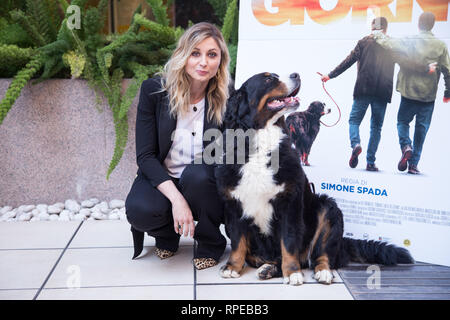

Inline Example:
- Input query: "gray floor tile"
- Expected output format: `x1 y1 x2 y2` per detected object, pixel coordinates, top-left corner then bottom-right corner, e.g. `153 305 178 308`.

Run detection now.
0 249 62 290
37 285 193 300
44 246 195 289
338 262 450 300
196 283 354 300
70 220 194 248
0 289 38 300
0 221 81 249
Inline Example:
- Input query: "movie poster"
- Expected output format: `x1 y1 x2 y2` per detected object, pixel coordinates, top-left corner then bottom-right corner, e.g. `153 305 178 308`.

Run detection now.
236 0 450 266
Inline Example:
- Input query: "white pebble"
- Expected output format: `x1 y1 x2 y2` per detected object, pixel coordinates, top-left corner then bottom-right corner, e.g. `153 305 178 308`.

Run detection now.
18 205 35 213
3 211 17 219
79 208 91 217
65 199 81 213
38 212 50 221
31 209 41 217
0 206 13 215
59 210 70 218
89 198 100 205
1 214 10 222
109 199 125 209
91 211 107 220
18 213 32 221
24 205 36 212
48 205 62 214
36 204 48 211
54 202 65 209
98 201 109 211
49 214 59 221
81 200 95 208
1 199 131 223
108 212 120 220
73 213 86 221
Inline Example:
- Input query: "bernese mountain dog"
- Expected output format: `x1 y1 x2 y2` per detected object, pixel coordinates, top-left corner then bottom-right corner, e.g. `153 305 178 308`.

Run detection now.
215 72 413 285
286 101 330 166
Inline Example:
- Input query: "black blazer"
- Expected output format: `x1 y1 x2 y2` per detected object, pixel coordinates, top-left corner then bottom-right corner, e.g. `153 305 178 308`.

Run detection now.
135 77 221 187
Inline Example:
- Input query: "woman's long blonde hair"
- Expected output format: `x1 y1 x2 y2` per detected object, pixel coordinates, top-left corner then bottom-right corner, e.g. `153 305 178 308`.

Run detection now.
161 22 230 125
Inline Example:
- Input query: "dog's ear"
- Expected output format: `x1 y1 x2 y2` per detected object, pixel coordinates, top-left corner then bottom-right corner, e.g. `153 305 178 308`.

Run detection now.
225 89 253 129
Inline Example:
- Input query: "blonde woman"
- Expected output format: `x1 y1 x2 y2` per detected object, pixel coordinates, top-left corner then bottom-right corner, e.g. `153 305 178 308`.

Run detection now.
125 22 230 270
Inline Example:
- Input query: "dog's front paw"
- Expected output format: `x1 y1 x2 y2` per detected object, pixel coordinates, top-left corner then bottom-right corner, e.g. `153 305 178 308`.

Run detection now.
283 272 304 286
314 269 333 285
256 263 278 280
220 264 242 278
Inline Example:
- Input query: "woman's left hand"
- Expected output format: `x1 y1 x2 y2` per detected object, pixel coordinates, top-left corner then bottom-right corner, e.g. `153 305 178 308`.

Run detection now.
157 180 195 237
171 196 195 238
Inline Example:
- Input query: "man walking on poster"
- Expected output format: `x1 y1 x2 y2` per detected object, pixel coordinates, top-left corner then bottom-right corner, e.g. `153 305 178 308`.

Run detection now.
321 17 431 172
374 12 450 175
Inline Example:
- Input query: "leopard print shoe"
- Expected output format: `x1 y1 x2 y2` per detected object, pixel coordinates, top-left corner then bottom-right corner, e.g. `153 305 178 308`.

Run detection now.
155 248 175 260
193 258 218 270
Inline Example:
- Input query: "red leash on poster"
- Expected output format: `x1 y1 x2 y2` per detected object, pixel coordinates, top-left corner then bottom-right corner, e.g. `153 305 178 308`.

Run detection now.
316 72 341 128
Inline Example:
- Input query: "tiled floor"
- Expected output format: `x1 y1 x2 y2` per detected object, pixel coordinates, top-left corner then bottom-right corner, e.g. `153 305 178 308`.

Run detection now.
0 220 354 300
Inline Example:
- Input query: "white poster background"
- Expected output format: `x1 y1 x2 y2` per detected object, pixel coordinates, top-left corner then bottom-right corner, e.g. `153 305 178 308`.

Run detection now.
236 0 450 266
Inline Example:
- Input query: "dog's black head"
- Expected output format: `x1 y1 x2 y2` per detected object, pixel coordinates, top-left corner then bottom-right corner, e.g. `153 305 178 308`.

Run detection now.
307 101 330 117
225 72 301 130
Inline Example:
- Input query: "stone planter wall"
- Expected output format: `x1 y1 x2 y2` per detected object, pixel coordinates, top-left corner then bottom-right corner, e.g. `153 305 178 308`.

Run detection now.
0 79 139 207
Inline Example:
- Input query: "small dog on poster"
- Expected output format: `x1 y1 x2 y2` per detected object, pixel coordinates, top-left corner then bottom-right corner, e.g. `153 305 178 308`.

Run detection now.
286 101 330 166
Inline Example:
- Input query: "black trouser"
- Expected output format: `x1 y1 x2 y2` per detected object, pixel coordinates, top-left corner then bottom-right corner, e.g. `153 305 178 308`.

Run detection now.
125 164 226 261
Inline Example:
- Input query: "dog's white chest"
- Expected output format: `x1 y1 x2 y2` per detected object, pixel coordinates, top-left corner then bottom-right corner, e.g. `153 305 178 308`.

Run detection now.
230 125 286 235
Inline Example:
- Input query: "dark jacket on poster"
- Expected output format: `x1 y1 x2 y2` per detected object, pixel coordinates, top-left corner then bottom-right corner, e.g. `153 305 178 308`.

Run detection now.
135 77 221 188
329 35 428 103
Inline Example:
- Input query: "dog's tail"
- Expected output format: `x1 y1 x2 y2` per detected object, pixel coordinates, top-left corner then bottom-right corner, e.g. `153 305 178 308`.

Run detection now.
342 238 414 265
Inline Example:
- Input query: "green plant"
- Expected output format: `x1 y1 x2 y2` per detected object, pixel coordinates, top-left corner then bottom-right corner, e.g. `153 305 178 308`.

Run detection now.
0 44 35 77
221 0 239 76
0 54 45 123
0 17 34 48
0 1 27 19
0 0 172 179
146 0 170 27
0 0 239 179
94 6 176 178
206 0 232 24
0 0 62 125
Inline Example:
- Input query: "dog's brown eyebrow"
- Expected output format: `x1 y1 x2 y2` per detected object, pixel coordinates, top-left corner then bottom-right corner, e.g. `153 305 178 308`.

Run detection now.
264 72 271 77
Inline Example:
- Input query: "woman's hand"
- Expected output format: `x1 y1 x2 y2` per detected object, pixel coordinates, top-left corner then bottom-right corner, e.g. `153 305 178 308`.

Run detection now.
171 196 195 237
157 180 195 238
